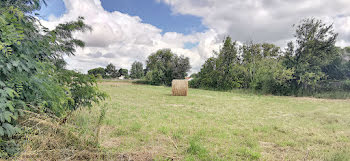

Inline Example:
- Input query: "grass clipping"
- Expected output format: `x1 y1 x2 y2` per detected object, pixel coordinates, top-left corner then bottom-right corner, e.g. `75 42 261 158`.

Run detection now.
172 79 188 96
15 110 113 161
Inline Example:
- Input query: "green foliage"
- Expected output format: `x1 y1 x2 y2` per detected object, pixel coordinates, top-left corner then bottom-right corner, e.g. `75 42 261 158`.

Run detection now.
342 80 350 90
193 57 219 89
105 63 119 78
88 65 132 79
322 47 350 80
193 37 291 93
284 18 339 93
193 18 348 97
88 67 106 78
145 49 191 86
0 139 20 158
118 68 129 78
0 1 106 157
145 67 165 85
88 65 128 79
172 55 191 80
216 37 243 89
57 70 107 110
249 59 294 95
130 61 144 79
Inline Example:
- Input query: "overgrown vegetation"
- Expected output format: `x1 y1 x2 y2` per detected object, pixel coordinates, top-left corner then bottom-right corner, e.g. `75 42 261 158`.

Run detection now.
190 18 350 98
0 0 106 158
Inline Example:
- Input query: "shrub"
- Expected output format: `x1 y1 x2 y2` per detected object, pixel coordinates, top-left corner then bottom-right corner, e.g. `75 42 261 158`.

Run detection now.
342 80 350 91
0 1 106 157
189 78 200 88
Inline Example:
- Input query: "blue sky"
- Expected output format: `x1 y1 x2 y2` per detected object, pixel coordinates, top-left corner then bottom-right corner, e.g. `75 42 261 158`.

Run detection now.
38 0 206 35
38 0 350 73
37 0 66 20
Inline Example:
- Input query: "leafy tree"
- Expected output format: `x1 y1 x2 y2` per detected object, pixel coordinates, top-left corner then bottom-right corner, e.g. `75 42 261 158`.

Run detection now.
105 63 118 78
241 42 282 88
193 37 293 93
195 57 219 88
145 49 190 86
172 55 191 80
322 47 350 80
193 18 348 97
193 37 248 89
146 49 174 85
88 67 106 78
216 37 242 89
145 68 165 85
284 18 339 93
117 68 129 79
249 59 294 94
190 73 198 79
130 61 144 79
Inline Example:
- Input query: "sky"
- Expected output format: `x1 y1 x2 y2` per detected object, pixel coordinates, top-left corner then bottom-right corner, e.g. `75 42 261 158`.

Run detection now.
38 0 350 73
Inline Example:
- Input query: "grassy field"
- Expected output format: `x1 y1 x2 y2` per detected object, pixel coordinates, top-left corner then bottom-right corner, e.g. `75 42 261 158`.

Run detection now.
68 81 350 160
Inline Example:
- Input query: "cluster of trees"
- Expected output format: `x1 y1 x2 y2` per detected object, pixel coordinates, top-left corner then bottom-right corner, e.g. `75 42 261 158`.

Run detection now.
88 61 145 79
0 0 106 157
87 49 191 85
88 63 129 79
191 18 350 95
144 49 191 86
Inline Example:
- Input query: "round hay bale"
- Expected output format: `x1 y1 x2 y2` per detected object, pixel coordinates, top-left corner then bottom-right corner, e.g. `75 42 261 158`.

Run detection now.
172 79 188 96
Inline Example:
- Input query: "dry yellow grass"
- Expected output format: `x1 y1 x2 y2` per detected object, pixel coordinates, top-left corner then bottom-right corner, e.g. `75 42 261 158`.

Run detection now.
172 80 188 96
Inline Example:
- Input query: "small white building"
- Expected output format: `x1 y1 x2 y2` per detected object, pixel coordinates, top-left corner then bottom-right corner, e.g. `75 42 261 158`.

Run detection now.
118 75 125 80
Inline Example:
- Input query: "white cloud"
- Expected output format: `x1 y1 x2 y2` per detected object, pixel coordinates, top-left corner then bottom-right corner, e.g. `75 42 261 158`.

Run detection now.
41 0 350 74
158 0 350 46
40 0 220 74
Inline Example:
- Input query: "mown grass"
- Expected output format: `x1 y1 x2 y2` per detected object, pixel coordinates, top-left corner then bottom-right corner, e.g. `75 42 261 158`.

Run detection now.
69 81 350 160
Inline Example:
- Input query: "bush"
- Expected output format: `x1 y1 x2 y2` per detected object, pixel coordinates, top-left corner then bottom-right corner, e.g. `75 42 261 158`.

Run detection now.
250 59 294 95
133 80 152 85
189 78 200 88
342 80 350 91
0 2 106 158
57 70 107 111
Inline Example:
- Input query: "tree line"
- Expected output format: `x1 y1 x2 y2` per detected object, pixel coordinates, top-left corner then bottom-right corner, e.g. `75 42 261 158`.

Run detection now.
88 61 144 79
89 18 350 97
88 49 191 86
190 18 350 96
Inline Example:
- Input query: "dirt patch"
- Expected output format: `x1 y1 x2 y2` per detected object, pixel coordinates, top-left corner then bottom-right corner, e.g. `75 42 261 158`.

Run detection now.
122 150 154 161
166 104 185 107
259 141 303 160
100 125 116 135
101 137 123 148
